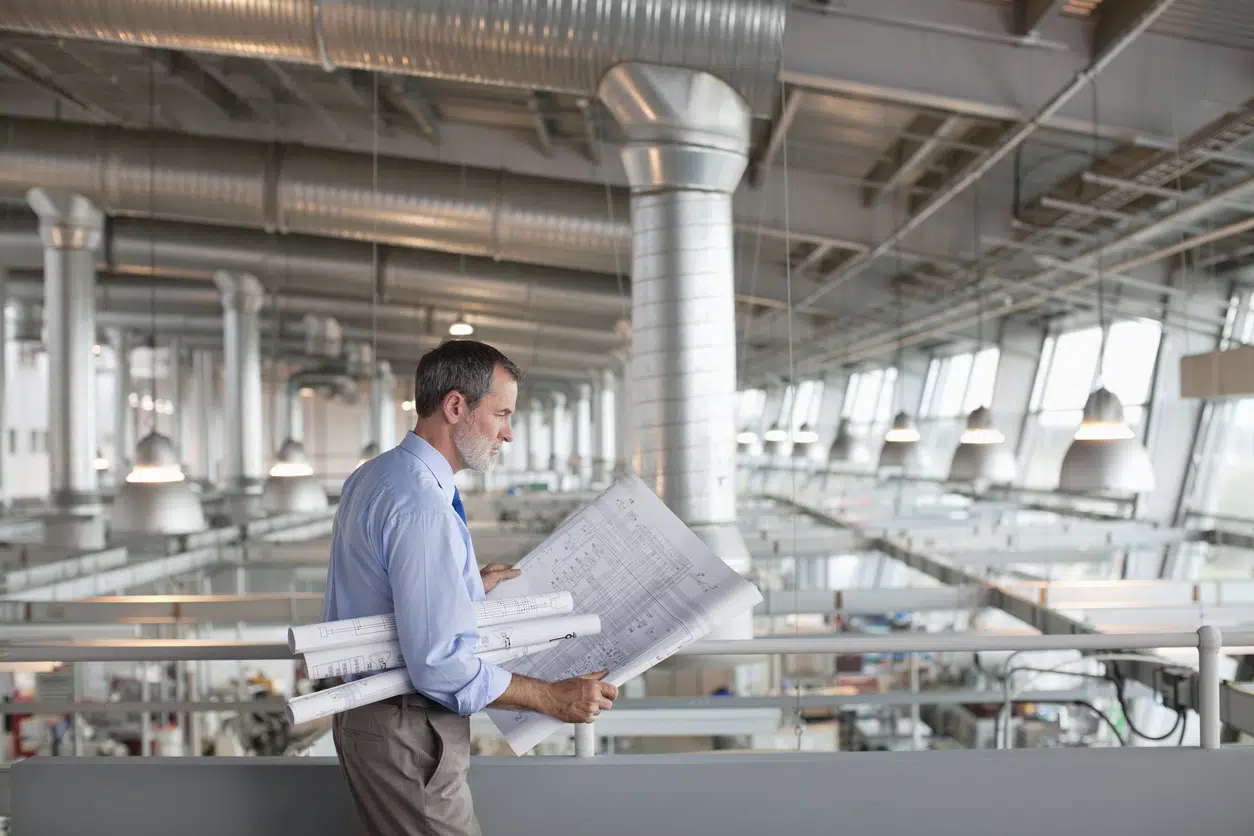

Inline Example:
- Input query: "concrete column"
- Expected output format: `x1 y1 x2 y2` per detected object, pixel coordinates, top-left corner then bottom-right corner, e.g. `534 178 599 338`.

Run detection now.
370 361 397 451
0 269 7 509
213 271 265 498
593 368 617 483
106 329 133 477
192 351 219 484
548 391 567 474
992 321 1047 455
279 378 304 443
573 382 593 486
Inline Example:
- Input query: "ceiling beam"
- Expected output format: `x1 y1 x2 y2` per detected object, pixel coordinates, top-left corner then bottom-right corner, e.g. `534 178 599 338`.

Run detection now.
862 114 964 207
380 77 441 142
750 88 805 185
577 98 601 165
0 47 125 123
1014 0 1072 39
528 91 559 156
260 61 347 142
152 51 254 121
783 0 1243 145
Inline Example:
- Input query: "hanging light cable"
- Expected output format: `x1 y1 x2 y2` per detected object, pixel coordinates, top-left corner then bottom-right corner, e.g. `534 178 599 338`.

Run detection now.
879 269 921 473
113 59 205 535
1058 77 1154 495
950 179 1015 486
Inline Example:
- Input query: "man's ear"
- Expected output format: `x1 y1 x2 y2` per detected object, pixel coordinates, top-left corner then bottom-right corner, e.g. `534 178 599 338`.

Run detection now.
442 390 466 422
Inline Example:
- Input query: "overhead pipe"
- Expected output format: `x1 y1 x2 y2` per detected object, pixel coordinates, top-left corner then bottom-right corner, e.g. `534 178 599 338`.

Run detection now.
0 1 786 116
0 116 631 274
0 215 629 320
4 272 624 349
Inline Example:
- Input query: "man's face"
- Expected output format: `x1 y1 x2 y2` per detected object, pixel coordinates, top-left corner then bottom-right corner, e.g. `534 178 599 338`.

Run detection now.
452 365 517 472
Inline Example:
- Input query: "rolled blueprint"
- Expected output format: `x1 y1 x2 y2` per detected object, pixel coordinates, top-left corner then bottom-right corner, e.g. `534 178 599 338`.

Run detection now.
304 639 403 680
286 642 562 725
287 591 574 654
473 613 601 654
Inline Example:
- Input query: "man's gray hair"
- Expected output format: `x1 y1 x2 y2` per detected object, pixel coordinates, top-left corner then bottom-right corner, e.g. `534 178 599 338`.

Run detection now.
412 340 523 418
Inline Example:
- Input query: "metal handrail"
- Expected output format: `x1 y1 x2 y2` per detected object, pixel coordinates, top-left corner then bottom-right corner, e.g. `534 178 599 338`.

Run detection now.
5 628 1246 752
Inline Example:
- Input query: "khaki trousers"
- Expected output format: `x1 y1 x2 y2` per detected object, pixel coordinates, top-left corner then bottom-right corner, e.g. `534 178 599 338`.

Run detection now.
333 694 481 836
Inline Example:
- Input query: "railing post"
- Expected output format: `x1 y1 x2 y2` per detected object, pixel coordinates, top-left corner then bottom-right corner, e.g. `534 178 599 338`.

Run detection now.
575 722 596 757
1197 625 1222 749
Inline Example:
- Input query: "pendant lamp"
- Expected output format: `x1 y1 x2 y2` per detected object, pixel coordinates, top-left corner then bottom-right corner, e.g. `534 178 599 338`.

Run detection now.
263 438 328 513
112 431 207 534
828 420 868 466
791 422 818 459
762 424 788 456
736 428 757 454
877 411 922 472
948 406 1017 485
1058 386 1154 494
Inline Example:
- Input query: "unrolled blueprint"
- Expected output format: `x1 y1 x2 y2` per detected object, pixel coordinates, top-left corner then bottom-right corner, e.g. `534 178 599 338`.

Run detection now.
286 643 562 724
484 474 763 755
287 591 574 653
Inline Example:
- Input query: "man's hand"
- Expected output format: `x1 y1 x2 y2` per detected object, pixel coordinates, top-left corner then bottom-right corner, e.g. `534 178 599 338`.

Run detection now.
543 670 618 724
479 562 521 593
489 669 619 723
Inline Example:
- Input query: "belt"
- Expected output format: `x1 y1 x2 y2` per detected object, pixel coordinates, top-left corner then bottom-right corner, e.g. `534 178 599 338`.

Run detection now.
379 693 451 712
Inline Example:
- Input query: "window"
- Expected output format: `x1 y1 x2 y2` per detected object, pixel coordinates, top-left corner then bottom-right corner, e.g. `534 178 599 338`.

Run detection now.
737 389 766 430
1100 319 1161 407
790 379 825 432
1040 326 1101 411
935 353 973 418
964 347 1000 413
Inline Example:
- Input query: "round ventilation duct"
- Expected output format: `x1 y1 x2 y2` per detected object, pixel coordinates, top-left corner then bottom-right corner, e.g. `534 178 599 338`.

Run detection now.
1058 387 1154 494
948 406 1016 486
263 439 328 513
877 411 922 473
111 432 207 535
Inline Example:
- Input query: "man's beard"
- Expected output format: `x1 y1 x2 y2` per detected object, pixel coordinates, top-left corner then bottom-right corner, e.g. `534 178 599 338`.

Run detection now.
452 423 499 472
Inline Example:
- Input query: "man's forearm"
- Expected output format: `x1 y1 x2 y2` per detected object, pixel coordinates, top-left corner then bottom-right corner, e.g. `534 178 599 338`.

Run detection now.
489 674 555 715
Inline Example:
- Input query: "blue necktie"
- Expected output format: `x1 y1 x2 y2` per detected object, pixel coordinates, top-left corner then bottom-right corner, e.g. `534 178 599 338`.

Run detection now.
451 488 467 524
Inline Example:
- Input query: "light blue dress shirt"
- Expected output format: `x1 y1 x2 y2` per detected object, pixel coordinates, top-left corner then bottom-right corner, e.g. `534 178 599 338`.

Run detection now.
323 431 513 715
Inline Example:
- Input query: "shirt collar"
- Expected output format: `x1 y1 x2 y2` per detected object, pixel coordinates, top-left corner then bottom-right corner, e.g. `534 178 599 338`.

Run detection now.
398 432 457 503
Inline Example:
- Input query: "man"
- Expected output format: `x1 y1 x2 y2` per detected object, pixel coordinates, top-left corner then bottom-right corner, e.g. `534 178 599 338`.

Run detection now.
324 340 617 836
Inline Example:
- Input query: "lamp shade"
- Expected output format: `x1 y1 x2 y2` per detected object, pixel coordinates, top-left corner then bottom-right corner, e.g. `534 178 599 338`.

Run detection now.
828 421 868 466
736 428 757 453
877 411 922 472
111 432 207 535
792 423 818 459
357 441 381 468
264 438 328 513
948 406 1017 485
1058 387 1154 494
762 424 787 456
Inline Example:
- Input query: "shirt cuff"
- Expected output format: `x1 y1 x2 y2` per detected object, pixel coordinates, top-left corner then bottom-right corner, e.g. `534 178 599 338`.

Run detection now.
453 659 513 715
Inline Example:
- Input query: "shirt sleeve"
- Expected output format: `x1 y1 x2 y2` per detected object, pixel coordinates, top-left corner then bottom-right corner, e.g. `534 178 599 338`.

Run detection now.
384 509 513 715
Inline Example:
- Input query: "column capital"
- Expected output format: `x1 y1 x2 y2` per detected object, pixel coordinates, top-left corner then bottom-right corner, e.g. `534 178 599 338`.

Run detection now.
27 189 103 251
549 391 567 408
213 270 265 313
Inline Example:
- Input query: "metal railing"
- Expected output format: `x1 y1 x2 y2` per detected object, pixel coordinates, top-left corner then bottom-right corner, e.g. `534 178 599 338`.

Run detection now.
5 627 1251 755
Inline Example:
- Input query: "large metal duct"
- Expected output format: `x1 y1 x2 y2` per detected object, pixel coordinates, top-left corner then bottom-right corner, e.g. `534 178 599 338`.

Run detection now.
0 216 628 321
0 117 630 275
214 271 266 497
600 64 753 663
0 1 785 116
28 188 101 514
